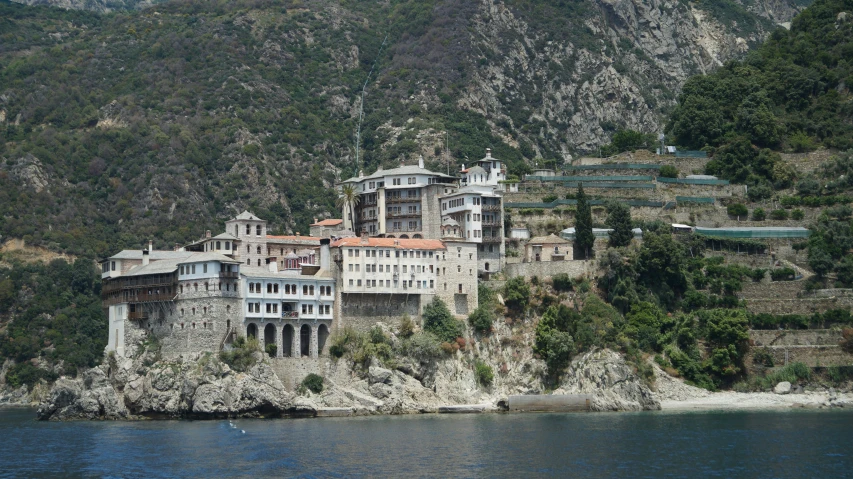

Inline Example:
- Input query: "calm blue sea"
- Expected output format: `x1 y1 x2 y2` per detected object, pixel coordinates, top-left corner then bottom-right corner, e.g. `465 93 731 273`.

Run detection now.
0 407 851 478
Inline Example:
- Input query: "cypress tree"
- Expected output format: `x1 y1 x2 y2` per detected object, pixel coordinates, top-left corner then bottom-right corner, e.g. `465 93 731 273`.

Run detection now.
575 184 594 259
606 200 633 247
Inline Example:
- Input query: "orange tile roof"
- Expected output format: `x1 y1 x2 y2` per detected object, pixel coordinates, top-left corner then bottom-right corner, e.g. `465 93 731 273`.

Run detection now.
266 235 322 242
311 219 343 226
331 237 446 250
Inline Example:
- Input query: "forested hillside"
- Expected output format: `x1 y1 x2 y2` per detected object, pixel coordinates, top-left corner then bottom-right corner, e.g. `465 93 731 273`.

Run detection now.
1 0 807 256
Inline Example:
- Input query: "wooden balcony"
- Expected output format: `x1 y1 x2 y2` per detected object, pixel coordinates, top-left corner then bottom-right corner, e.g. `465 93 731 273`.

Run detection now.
482 205 502 212
219 271 239 279
483 236 503 243
385 196 420 204
128 309 148 321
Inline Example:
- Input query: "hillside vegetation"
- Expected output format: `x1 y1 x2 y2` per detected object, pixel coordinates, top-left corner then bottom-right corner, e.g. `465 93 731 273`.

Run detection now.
1 0 806 257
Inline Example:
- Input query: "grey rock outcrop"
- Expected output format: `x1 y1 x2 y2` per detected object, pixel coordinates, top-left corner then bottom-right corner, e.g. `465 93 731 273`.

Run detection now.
556 349 661 411
37 354 300 421
774 381 792 395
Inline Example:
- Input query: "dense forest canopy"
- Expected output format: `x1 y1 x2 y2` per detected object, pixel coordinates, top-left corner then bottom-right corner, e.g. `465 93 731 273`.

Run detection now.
667 0 853 158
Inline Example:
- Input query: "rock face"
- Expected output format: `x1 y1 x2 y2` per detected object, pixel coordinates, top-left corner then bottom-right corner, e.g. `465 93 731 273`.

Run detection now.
555 349 661 411
774 381 792 395
37 353 299 421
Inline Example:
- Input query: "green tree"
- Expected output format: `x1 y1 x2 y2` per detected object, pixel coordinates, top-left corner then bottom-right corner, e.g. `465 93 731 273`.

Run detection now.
503 277 531 315
336 184 360 230
534 305 577 377
574 184 594 259
636 232 689 308
752 208 766 221
606 200 633 247
422 298 463 343
468 306 494 334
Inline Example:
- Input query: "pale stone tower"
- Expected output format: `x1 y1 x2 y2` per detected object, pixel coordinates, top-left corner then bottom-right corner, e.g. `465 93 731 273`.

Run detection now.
225 211 268 267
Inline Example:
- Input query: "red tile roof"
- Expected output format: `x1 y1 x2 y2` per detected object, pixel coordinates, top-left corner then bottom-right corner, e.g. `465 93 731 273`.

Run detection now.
331 237 446 250
311 219 343 226
266 235 322 242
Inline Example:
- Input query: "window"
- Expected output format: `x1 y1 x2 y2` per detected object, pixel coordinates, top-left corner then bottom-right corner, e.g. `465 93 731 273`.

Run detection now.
349 279 354 286
203 264 208 273
355 250 360 257
355 264 360 272
191 265 196 274
310 286 315 295
194 283 198 291
216 241 221 250
225 242 230 250
247 259 250 265
430 280 434 288
256 225 262 236
257 246 262 254
348 249 353 257
349 264 353 272
357 280 362 286
303 285 308 295
266 303 272 313
274 284 279 293
247 245 251 253
257 259 261 266
111 261 116 271
246 225 251 235
205 283 209 291
267 283 272 293
180 265 185 275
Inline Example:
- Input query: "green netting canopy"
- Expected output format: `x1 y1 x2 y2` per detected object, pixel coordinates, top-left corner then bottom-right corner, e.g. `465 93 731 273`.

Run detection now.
694 227 810 239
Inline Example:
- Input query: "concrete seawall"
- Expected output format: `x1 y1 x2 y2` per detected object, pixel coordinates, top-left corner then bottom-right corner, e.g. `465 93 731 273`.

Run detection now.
507 395 592 412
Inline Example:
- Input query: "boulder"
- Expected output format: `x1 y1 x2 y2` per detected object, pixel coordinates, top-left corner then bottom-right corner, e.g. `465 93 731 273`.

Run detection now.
774 381 792 395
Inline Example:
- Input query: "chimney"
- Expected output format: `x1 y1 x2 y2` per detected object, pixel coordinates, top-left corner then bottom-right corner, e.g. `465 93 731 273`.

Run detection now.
461 163 465 171
359 169 364 178
360 232 369 245
142 250 150 266
418 155 424 169
205 230 211 239
320 238 331 270
268 258 278 273
296 232 300 237
148 240 153 252
314 217 318 224
486 148 492 158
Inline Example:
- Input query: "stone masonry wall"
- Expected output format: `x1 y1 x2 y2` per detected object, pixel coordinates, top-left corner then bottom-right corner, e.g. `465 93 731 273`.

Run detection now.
336 293 423 333
504 260 596 281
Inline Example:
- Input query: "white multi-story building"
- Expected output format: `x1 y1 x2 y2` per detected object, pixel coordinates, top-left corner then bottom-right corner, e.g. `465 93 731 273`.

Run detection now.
101 213 336 360
337 149 507 274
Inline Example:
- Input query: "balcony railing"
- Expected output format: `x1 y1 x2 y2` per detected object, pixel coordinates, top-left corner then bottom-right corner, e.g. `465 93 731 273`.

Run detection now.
483 236 503 243
387 227 422 233
128 310 148 321
386 196 420 204
482 220 501 226
282 311 299 319
482 205 502 211
219 271 239 279
387 212 421 218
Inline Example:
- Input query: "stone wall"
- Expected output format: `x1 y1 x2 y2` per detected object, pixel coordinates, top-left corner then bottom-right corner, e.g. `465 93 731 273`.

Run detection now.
128 296 241 359
740 280 853 314
504 260 596 280
750 329 844 347
336 293 423 333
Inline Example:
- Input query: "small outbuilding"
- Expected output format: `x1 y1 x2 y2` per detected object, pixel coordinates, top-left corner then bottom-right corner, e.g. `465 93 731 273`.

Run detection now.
525 234 573 262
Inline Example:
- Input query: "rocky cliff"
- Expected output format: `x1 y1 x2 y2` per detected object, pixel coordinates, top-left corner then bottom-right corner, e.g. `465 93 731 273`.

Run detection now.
0 0 812 248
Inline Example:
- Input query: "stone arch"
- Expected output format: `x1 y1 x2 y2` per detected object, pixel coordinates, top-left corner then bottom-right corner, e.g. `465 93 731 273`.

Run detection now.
400 234 409 239
318 324 330 355
485 262 490 271
247 323 257 339
282 324 294 357
264 324 276 356
386 234 395 239
300 324 311 357
413 234 423 239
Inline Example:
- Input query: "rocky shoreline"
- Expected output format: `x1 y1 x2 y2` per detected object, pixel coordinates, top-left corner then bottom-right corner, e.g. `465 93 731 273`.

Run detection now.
6 345 849 420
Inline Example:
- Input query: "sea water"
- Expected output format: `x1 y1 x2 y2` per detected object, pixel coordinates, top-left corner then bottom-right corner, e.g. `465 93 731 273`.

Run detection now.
0 407 851 478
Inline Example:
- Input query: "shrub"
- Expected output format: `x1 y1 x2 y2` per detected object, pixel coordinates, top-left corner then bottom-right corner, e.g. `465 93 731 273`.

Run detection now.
659 165 678 178
770 209 789 220
727 203 748 219
474 360 494 387
751 208 765 221
265 343 277 358
301 373 324 394
398 314 415 337
770 267 796 281
791 209 805 220
542 194 558 204
841 328 853 354
422 298 463 343
219 336 261 372
4 362 58 389
552 273 572 292
752 348 774 367
400 332 442 362
468 306 495 334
